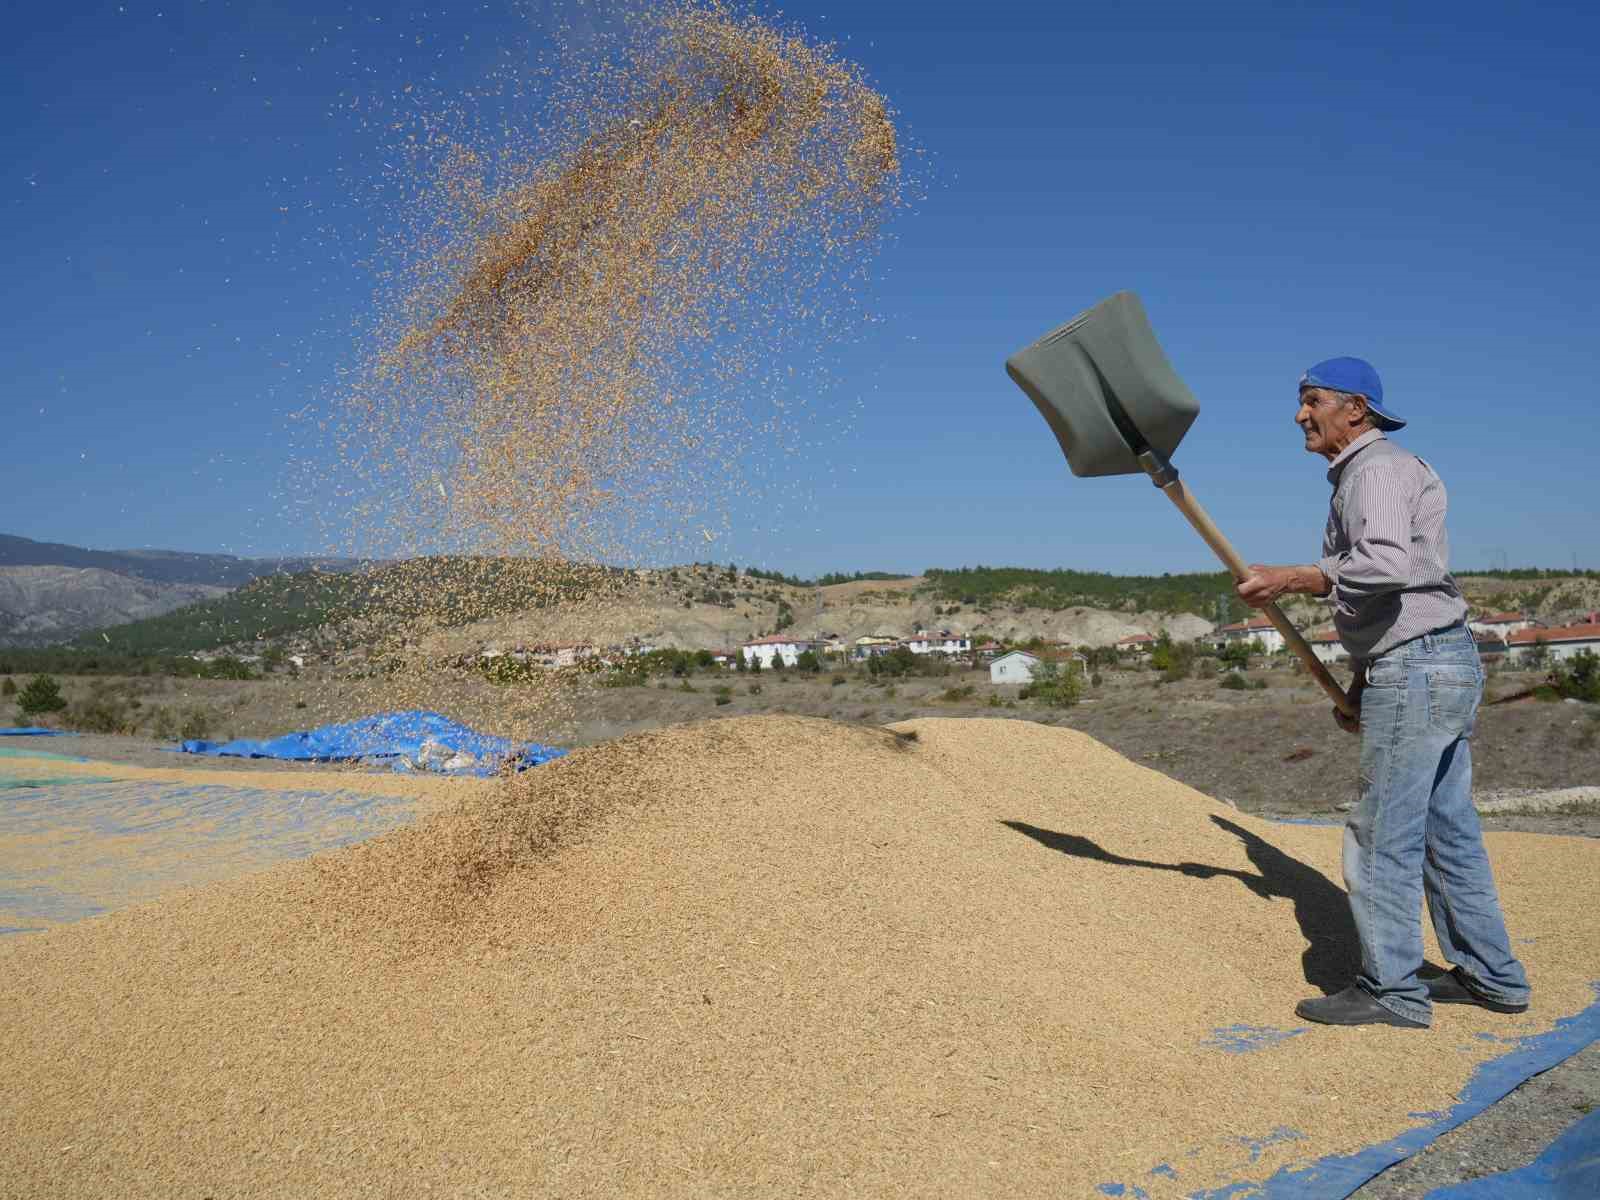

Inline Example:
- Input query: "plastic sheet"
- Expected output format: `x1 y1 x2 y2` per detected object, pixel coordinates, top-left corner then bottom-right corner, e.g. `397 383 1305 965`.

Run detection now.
176 710 565 776
1421 1107 1600 1199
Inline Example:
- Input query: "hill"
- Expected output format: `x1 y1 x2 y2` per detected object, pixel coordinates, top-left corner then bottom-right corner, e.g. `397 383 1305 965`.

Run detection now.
0 533 362 646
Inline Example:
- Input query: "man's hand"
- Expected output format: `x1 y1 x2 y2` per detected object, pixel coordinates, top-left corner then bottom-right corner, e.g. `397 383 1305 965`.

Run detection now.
1237 563 1331 610
1333 670 1365 735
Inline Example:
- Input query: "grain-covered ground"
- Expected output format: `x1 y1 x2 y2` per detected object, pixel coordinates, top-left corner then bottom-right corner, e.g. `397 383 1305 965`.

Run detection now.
2 715 1597 1199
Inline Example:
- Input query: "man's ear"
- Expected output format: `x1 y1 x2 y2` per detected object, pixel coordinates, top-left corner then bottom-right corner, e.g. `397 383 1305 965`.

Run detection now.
1348 395 1371 428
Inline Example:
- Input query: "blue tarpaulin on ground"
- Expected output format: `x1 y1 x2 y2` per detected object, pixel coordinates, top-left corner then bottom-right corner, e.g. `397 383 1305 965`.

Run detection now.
1422 1107 1600 1199
176 710 566 777
0 728 71 737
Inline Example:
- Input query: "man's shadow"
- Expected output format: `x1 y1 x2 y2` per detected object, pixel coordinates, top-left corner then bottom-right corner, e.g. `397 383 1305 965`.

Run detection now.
1000 815 1358 994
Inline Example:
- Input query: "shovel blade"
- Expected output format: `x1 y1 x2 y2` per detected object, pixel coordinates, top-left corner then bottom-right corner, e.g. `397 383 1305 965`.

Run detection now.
1005 290 1200 477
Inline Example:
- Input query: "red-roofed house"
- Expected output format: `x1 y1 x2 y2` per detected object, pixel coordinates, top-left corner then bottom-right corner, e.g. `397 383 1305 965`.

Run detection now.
903 630 972 656
741 635 816 669
1115 632 1154 655
1307 627 1347 665
1469 610 1536 639
1507 622 1600 665
1213 615 1286 655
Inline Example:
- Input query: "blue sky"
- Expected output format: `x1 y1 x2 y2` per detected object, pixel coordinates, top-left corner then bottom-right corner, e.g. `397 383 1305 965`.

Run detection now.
6 0 1596 576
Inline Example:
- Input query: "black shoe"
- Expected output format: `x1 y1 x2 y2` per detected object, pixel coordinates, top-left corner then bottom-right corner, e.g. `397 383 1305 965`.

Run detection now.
1295 986 1428 1028
1425 968 1529 1014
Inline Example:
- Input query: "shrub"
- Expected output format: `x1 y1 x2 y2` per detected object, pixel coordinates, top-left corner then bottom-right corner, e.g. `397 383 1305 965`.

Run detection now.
829 673 847 687
712 685 733 707
1551 650 1600 703
1090 672 1104 687
1218 641 1252 670
1195 657 1219 679
867 647 917 678
1219 672 1250 691
178 707 214 741
16 674 67 718
940 684 976 703
1026 661 1082 707
148 705 180 741
0 677 15 697
65 689 141 734
677 679 696 693
988 693 1003 708
746 682 762 696
795 650 821 673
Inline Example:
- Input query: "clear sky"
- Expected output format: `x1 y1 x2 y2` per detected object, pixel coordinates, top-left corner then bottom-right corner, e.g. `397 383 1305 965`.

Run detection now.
7 0 1596 576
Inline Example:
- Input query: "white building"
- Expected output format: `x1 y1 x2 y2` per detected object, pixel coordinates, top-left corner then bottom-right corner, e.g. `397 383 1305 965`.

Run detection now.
989 650 1040 684
1469 610 1536 639
1307 628 1347 665
1214 615 1287 654
904 629 972 656
1507 620 1600 665
741 635 814 669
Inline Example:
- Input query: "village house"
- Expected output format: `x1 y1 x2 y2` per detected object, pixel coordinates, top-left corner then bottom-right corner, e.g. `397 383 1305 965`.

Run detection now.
741 634 815 669
989 650 1040 685
849 635 899 662
1468 610 1536 639
1213 615 1286 655
1507 616 1600 665
1307 628 1347 665
1115 632 1154 656
903 629 972 656
975 641 1004 660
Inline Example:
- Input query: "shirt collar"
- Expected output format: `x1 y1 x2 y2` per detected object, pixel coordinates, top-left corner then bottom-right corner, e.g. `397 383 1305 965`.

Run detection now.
1326 428 1386 485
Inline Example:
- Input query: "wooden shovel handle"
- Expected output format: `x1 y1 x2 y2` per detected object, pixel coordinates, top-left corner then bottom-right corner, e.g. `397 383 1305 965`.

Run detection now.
1156 477 1356 718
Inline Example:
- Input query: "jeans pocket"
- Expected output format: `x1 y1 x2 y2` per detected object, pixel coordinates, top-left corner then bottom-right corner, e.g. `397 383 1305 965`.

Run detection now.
1427 667 1480 734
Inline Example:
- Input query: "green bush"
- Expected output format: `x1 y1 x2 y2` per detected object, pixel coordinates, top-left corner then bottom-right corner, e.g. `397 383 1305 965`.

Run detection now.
1551 650 1600 702
1218 641 1252 670
829 673 847 687
1024 662 1082 707
1219 672 1268 692
16 674 67 718
148 705 181 741
0 677 15 697
867 647 917 678
939 684 976 703
746 682 762 696
795 650 821 673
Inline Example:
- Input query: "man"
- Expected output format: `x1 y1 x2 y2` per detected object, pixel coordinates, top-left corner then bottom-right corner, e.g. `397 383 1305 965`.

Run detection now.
1235 356 1530 1029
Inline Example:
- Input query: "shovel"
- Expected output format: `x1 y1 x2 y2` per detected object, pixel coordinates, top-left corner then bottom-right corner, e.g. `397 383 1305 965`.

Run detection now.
1005 290 1354 717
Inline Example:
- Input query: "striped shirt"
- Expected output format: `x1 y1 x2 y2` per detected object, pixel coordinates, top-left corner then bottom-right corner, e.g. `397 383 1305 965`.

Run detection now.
1315 430 1468 663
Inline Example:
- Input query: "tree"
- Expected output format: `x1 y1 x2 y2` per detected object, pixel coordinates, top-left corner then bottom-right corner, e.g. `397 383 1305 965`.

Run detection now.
1023 661 1082 707
16 674 67 718
1219 640 1252 670
795 650 821 673
1552 649 1600 702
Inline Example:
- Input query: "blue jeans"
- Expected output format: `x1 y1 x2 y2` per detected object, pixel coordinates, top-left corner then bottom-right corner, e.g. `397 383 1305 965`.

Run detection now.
1344 624 1530 1024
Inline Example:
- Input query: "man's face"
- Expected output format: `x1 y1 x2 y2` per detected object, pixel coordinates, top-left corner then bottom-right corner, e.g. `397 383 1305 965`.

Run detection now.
1296 387 1363 458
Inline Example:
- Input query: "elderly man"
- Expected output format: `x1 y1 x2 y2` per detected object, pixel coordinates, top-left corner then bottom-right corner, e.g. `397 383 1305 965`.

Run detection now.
1235 356 1529 1029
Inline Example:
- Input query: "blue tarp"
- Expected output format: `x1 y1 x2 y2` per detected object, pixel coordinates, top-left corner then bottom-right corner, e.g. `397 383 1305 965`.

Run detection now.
1422 1107 1600 1199
0 727 71 736
176 710 566 777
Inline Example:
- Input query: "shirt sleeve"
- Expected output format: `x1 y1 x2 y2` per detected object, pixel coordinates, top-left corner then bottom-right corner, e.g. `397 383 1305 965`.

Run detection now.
1320 462 1415 618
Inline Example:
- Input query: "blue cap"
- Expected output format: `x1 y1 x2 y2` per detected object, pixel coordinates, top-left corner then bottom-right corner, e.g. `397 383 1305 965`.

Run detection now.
1299 356 1405 430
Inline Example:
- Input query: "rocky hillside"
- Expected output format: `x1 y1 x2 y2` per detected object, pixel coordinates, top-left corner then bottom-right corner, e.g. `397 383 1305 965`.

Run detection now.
0 533 361 646
426 566 1219 656
0 566 230 644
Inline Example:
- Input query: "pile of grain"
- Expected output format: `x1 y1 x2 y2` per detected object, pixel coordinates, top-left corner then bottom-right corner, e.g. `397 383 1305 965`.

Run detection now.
4 716 1595 1197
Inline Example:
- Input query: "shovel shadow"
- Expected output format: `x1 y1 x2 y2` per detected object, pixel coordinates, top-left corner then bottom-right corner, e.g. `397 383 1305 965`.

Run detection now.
1000 814 1359 995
